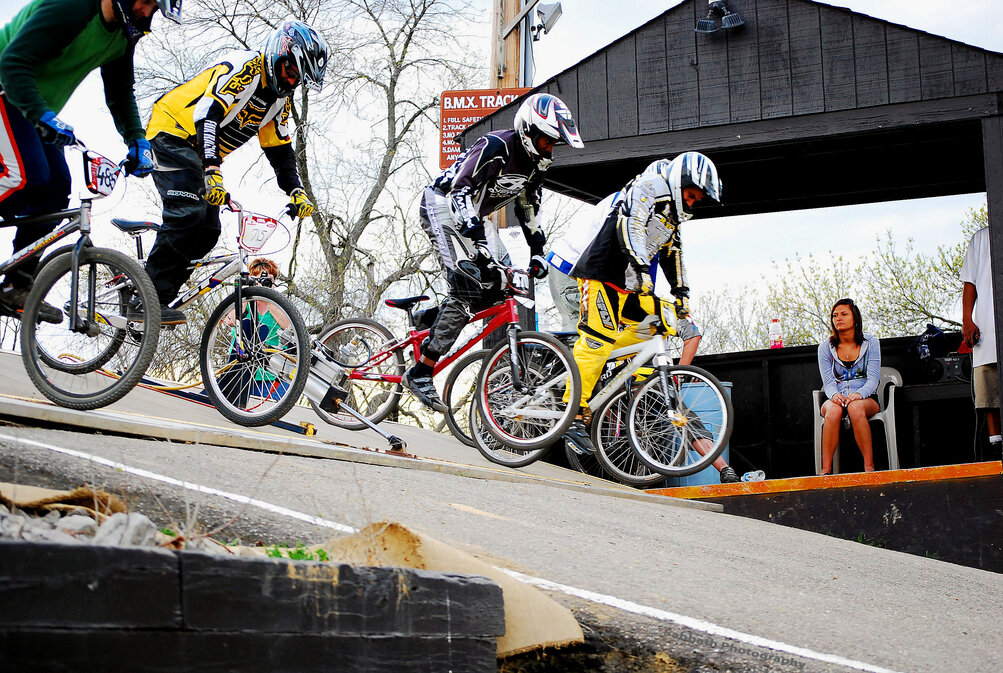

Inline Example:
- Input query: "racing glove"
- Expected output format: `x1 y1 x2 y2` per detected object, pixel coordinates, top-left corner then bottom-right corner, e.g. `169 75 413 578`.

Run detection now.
203 168 229 207
673 295 690 320
528 254 548 279
36 111 76 147
123 138 155 177
639 270 654 296
286 187 314 218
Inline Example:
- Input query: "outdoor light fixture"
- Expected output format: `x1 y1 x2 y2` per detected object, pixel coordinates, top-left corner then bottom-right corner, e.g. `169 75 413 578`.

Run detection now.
530 2 562 41
695 0 744 34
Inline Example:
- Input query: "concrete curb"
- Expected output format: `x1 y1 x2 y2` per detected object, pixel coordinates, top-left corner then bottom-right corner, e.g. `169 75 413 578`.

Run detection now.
0 396 720 512
0 540 504 672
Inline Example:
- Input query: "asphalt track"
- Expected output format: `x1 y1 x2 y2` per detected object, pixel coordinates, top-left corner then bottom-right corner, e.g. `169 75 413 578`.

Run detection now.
2 350 1001 672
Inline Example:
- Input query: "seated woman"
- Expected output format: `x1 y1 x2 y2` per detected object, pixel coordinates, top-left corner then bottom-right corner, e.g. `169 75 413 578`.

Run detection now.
817 298 882 474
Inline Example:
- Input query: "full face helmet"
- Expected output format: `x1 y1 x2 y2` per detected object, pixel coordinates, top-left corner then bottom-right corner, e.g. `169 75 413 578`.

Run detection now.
644 151 722 222
264 20 329 97
513 93 584 170
112 0 182 43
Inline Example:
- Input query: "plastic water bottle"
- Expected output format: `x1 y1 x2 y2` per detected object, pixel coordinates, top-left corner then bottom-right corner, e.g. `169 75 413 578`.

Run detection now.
768 319 784 349
741 470 766 482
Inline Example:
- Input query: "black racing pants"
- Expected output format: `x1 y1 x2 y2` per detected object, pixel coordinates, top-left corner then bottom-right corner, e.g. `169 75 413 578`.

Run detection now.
0 95 71 288
417 189 503 360
145 134 221 305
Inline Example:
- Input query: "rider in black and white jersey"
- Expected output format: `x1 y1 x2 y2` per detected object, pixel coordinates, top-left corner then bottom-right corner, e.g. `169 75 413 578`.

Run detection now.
402 92 584 412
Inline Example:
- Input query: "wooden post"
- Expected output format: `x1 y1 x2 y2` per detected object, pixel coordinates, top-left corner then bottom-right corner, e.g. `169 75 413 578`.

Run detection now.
489 0 538 331
488 0 524 233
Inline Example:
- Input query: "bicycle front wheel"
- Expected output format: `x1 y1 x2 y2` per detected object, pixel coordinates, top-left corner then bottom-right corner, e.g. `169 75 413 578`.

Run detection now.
628 365 733 477
20 247 161 409
470 401 552 467
312 318 404 430
592 386 666 487
442 350 488 447
476 331 580 451
200 287 310 426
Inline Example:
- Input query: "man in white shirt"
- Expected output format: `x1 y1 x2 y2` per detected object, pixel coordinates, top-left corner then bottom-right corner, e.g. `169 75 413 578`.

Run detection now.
960 226 1001 457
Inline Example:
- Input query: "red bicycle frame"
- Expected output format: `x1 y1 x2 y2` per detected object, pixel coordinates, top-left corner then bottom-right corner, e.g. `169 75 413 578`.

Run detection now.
344 295 523 385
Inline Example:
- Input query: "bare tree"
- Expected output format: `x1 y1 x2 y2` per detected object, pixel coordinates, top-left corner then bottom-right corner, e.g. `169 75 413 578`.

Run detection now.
134 0 485 337
694 207 983 352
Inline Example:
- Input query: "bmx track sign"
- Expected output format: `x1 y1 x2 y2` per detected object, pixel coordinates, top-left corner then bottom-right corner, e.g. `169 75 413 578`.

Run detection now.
439 88 530 169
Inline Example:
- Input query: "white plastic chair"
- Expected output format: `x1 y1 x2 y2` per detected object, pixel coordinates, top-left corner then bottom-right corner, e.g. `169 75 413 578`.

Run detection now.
813 366 902 474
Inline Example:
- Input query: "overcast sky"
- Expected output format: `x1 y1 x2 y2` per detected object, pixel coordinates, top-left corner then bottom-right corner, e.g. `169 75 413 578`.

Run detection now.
3 0 1002 313
516 0 1003 306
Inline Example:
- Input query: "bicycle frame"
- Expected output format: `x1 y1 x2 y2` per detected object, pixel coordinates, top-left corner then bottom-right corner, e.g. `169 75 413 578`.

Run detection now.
0 204 124 334
1 145 129 332
585 332 674 414
344 295 523 387
169 251 242 311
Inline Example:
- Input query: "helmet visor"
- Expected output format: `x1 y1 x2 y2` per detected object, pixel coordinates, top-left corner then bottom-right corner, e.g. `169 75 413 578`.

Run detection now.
555 109 584 148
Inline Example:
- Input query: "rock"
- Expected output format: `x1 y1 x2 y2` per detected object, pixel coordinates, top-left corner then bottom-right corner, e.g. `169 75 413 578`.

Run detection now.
20 525 80 545
58 514 99 536
0 512 24 539
92 513 157 547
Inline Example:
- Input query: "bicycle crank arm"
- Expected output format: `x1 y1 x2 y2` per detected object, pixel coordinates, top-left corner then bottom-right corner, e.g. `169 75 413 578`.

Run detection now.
336 403 408 452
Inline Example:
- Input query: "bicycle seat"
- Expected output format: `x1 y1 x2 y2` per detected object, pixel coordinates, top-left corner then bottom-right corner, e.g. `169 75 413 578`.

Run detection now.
111 218 163 234
384 295 429 311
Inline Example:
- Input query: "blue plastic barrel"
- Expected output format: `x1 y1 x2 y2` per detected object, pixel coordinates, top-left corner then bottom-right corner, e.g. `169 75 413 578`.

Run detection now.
662 381 732 487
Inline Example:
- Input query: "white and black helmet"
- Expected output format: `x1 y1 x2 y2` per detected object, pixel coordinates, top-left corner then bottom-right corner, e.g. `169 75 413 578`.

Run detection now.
644 151 722 222
513 93 584 169
264 20 329 97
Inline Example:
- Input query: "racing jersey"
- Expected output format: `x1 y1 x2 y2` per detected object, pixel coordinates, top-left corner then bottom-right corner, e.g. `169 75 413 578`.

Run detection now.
0 0 142 139
433 129 546 254
571 174 689 303
147 50 301 193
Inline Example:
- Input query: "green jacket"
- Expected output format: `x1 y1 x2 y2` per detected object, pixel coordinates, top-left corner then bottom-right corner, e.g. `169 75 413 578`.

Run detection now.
0 0 143 141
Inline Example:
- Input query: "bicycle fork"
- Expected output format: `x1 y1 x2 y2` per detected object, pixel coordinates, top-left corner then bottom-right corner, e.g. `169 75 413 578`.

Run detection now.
68 236 100 335
506 323 528 393
653 339 687 428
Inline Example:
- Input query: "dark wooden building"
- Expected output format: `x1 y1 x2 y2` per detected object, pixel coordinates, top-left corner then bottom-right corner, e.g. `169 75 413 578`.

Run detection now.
460 0 1003 477
462 0 1003 217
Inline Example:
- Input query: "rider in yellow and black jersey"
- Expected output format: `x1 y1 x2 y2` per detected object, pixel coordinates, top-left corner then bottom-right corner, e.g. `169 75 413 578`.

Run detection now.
140 19 327 324
549 152 724 459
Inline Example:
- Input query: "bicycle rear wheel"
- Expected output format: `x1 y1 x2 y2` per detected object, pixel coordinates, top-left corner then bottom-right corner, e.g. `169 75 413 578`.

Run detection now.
627 365 733 477
20 247 160 409
200 287 310 426
476 331 580 451
311 318 404 430
564 439 607 480
592 386 666 487
470 401 552 467
442 350 488 447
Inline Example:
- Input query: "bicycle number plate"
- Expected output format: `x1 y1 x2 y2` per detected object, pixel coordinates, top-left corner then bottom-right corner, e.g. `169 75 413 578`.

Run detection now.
83 152 119 196
239 212 279 252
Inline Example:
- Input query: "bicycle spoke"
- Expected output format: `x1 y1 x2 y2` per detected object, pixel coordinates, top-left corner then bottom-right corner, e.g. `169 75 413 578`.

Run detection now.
628 365 733 477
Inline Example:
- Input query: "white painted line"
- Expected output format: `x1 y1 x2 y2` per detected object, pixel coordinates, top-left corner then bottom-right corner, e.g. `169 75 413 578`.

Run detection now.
0 432 357 535
2 431 904 673
500 570 906 673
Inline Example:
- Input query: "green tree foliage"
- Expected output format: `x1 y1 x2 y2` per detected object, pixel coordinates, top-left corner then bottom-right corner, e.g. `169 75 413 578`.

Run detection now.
694 206 985 352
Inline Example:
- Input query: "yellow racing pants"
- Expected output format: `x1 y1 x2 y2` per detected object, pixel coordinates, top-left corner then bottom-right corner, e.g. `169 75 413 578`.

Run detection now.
565 279 679 409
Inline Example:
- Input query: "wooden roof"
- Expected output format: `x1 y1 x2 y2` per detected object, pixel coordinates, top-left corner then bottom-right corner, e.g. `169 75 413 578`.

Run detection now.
461 0 1003 215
